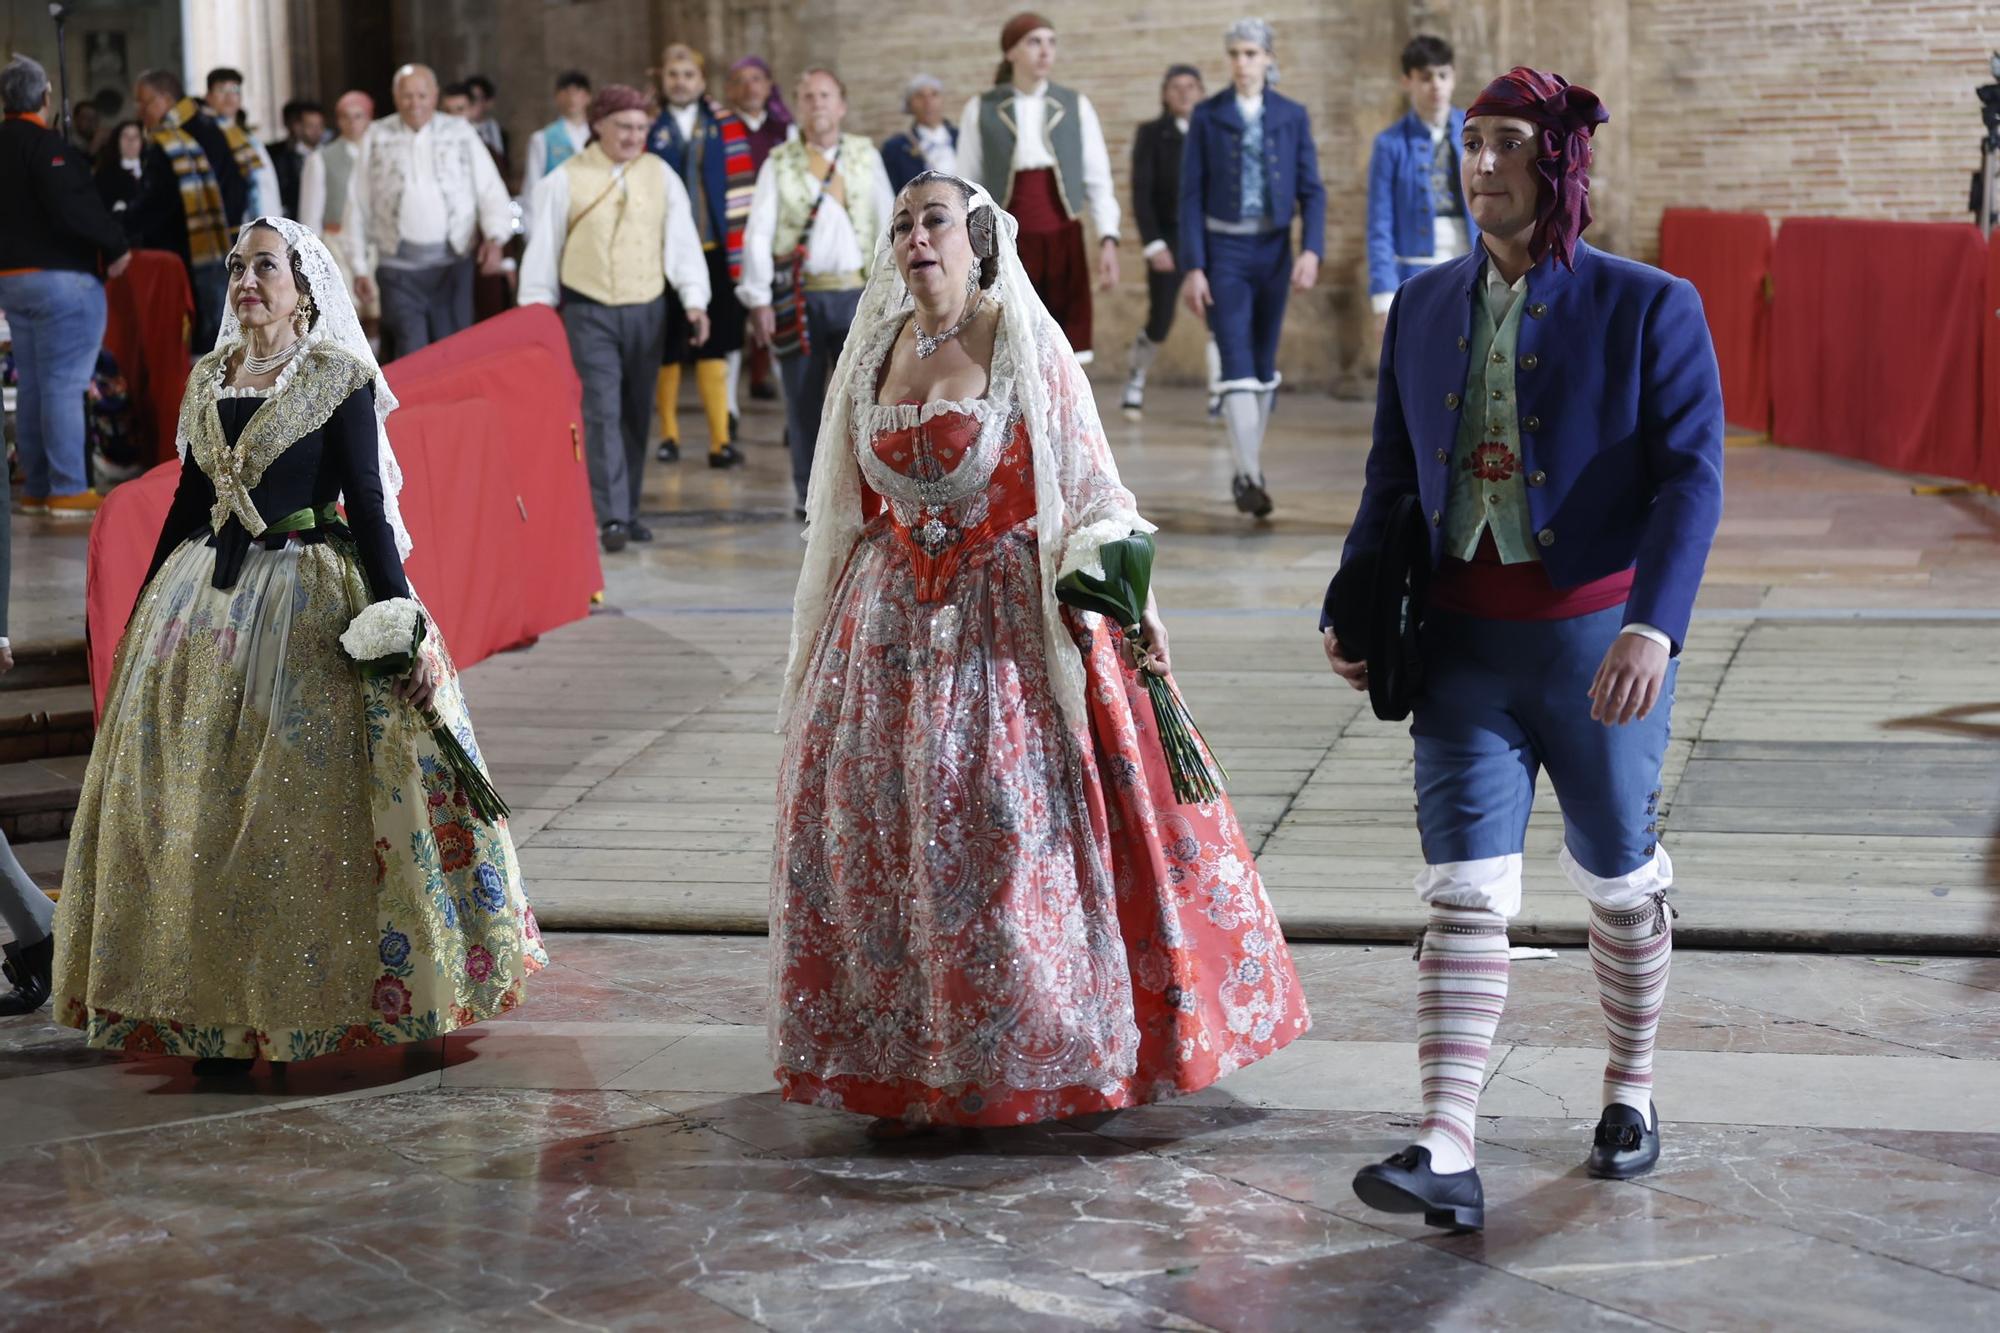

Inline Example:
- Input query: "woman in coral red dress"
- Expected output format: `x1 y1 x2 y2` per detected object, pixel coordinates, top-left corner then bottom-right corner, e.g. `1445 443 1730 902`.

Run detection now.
771 171 1307 1134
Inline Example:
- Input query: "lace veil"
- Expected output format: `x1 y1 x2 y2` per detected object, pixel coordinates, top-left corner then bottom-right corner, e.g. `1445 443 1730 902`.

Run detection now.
181 214 413 559
778 177 1154 735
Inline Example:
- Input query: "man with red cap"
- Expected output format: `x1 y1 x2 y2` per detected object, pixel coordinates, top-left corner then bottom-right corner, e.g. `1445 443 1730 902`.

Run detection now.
1321 68 1724 1231
957 12 1120 360
519 84 711 555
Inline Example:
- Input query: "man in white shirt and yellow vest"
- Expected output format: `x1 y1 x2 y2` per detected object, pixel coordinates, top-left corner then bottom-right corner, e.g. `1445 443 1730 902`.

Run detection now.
741 67 892 515
520 85 711 554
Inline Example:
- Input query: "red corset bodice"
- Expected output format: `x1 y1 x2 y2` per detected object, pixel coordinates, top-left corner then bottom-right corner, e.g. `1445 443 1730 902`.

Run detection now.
862 403 1035 603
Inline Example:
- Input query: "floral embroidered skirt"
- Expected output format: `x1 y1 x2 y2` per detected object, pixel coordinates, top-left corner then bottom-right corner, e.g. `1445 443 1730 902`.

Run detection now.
53 535 546 1062
771 525 1309 1126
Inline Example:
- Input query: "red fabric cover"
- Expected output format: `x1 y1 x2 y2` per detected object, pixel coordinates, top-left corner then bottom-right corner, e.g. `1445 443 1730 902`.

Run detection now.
1656 209 1773 434
100 250 193 466
1770 218 1986 482
1986 237 2000 489
1429 530 1635 621
87 307 601 715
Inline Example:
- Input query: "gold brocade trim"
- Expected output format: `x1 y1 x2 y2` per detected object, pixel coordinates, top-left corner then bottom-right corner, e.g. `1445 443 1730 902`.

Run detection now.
180 343 374 539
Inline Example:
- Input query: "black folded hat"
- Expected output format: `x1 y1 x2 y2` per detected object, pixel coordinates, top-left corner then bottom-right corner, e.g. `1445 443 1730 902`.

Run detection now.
1324 492 1432 722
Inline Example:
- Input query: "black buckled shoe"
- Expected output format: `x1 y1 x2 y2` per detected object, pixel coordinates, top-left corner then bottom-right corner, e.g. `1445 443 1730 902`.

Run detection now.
599 521 629 553
0 934 53 1016
655 438 681 464
1232 474 1274 518
708 444 746 469
1586 1102 1661 1180
1352 1146 1484 1232
627 519 655 543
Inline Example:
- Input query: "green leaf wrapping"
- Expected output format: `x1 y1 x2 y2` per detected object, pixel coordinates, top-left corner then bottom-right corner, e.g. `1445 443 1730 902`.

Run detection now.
1056 533 1228 806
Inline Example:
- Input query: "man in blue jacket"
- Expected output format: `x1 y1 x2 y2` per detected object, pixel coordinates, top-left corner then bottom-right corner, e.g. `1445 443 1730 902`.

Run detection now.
1366 36 1477 358
1323 69 1723 1232
880 74 958 193
1178 19 1325 519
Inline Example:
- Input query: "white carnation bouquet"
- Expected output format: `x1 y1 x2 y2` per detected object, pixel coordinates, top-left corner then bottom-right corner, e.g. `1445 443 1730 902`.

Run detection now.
341 598 510 823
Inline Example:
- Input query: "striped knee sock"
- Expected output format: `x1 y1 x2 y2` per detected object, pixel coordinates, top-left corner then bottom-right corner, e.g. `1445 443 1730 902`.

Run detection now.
1588 895 1673 1120
1413 906 1511 1174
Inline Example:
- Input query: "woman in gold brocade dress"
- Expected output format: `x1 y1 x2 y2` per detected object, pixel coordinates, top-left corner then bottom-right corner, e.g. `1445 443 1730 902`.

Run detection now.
53 217 545 1077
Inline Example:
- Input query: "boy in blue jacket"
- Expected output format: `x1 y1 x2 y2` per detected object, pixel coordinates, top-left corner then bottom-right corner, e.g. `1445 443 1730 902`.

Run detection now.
1325 69 1724 1232
1366 36 1476 356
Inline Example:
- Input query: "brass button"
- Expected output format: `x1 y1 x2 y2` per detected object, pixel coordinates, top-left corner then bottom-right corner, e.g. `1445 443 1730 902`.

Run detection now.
1445 392 1461 409
1528 302 1548 318
1491 351 1507 364
1521 353 1540 370
1492 390 1505 401
1537 527 1555 547
1527 469 1547 487
1486 495 1499 505
1523 415 1542 431
1431 510 1442 527
1435 449 1448 463
1457 335 1469 350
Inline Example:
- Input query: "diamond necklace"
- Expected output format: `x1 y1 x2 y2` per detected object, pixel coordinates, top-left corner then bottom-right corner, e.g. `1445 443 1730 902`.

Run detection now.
913 291 982 359
242 335 305 376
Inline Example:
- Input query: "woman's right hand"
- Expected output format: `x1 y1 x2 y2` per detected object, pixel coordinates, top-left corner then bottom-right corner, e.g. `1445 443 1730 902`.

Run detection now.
1323 629 1367 692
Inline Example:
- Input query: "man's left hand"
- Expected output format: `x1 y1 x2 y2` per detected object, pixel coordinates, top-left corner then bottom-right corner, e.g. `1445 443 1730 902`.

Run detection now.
476 238 505 274
1588 633 1669 726
688 309 711 347
1097 237 1120 290
1291 251 1320 292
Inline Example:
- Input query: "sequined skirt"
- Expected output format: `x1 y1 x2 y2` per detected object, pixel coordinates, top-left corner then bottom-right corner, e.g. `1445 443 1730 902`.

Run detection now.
53 535 547 1061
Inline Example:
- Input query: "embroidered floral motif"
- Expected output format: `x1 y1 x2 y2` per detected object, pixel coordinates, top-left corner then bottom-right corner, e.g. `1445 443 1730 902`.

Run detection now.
1466 440 1518 482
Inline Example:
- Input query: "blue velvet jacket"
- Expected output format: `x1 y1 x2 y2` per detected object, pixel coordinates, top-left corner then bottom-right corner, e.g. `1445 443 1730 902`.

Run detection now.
1366 109 1479 297
880 122 957 194
1329 241 1725 652
648 101 734 241
1176 88 1326 272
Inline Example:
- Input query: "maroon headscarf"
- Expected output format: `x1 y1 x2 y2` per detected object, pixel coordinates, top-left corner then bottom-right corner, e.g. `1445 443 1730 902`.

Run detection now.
1465 67 1609 271
585 83 650 140
730 55 792 129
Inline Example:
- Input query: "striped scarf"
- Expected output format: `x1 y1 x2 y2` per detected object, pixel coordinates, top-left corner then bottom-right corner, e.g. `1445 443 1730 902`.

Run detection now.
213 113 267 228
711 102 755 282
153 100 229 266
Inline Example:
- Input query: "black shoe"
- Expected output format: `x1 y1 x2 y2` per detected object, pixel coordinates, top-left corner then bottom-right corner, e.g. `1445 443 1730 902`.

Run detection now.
793 505 808 521
1586 1102 1661 1180
600 521 629 553
1352 1146 1485 1232
0 935 53 1015
190 1056 256 1078
656 439 681 463
1232 474 1274 518
709 444 745 469
627 519 655 542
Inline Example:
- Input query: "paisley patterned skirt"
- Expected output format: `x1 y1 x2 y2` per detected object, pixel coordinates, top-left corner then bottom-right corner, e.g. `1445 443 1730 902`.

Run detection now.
53 534 546 1062
771 523 1309 1126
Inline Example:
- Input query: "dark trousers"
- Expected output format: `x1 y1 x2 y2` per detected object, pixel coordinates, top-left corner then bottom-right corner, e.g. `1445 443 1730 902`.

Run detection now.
189 261 227 356
563 290 667 527
379 258 474 361
778 287 862 505
1143 263 1181 345
1204 229 1292 387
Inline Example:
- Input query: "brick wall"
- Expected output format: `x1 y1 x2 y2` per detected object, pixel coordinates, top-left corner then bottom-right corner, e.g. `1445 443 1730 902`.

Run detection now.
328 0 1996 385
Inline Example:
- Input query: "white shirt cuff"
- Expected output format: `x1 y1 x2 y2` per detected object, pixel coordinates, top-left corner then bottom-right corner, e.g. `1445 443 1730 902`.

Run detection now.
1620 623 1673 651
1142 239 1169 260
1370 291 1396 315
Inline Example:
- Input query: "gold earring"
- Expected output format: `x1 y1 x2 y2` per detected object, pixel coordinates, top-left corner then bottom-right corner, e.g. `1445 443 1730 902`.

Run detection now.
294 296 314 336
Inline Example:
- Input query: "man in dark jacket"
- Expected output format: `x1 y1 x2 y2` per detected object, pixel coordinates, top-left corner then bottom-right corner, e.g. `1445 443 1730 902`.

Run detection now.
0 55 130 515
1120 63 1214 420
271 98 324 218
129 67 236 351
880 74 958 193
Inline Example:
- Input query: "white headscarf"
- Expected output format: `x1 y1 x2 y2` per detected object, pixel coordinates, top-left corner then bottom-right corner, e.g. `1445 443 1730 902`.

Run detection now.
779 174 1154 735
182 214 413 559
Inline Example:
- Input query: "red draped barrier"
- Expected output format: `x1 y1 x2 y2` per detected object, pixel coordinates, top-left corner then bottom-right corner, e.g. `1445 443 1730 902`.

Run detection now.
86 305 600 713
100 250 193 466
1657 209 1773 434
1986 238 2000 489
1771 218 1987 482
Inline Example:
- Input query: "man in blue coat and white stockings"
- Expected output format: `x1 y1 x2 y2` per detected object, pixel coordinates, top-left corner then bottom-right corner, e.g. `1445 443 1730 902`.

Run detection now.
1178 18 1324 519
1322 68 1724 1232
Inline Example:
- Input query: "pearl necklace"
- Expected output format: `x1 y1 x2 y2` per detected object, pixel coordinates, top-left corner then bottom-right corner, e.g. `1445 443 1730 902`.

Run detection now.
242 335 305 376
914 292 982 359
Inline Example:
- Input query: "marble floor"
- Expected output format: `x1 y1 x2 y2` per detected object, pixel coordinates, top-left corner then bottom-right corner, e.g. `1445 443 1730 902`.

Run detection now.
1 934 1995 1330
8 383 2000 1328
